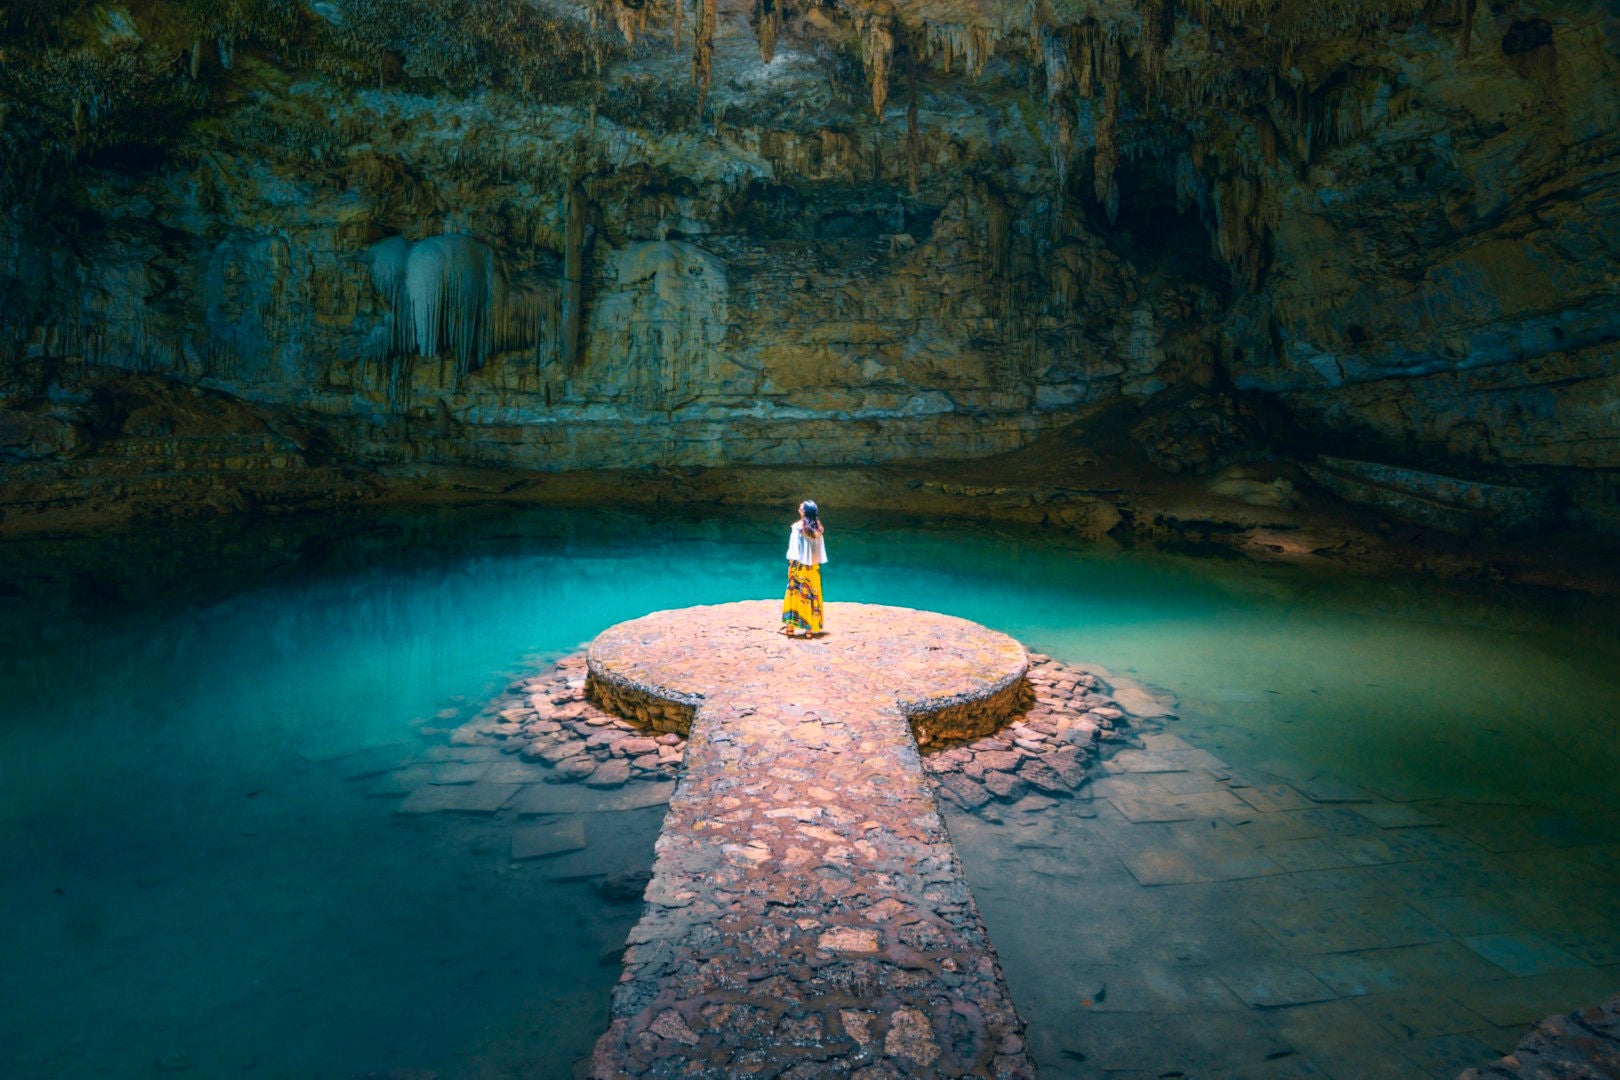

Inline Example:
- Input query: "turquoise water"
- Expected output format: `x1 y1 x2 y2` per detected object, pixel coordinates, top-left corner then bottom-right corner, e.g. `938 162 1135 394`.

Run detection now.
2 506 1617 1077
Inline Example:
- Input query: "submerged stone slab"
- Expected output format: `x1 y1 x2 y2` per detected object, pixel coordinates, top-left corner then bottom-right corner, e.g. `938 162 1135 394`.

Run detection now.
586 600 1035 1078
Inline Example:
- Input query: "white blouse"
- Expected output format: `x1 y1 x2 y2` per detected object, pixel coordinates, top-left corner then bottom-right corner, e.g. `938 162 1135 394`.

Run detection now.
786 521 828 565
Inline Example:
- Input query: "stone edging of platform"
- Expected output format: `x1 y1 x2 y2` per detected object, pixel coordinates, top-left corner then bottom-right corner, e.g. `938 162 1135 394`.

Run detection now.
920 652 1144 811
447 654 690 789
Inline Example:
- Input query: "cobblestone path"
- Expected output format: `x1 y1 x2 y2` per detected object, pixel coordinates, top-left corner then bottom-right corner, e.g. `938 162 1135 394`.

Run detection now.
586 600 1038 1078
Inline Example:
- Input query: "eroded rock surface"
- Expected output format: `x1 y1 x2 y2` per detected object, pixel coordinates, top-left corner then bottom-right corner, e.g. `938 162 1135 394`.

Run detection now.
1 1 1615 537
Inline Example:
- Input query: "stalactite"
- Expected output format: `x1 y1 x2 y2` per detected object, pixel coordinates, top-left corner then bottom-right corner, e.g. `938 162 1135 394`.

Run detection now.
906 37 921 195
986 193 1010 280
694 0 716 119
1053 107 1074 194
1174 152 1204 215
1092 35 1120 222
755 0 780 64
1140 0 1171 81
562 183 589 368
1040 26 1073 201
924 22 1000 79
1211 176 1268 291
369 235 497 375
861 16 895 121
1041 26 1070 103
1459 0 1476 56
368 235 564 393
1076 23 1094 98
673 0 683 48
1257 113 1278 168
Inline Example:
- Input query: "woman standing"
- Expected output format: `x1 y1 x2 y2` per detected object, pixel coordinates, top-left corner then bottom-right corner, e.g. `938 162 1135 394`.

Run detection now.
781 500 828 637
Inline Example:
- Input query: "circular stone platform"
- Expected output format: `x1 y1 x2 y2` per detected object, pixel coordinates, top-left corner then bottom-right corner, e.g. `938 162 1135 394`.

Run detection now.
586 599 1032 745
582 601 1039 1078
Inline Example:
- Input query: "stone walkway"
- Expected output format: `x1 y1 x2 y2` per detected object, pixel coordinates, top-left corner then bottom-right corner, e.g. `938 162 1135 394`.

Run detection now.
584 601 1038 1079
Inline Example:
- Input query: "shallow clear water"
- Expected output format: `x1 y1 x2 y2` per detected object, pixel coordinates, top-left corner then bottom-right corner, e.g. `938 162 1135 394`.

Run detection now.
2 507 1617 1077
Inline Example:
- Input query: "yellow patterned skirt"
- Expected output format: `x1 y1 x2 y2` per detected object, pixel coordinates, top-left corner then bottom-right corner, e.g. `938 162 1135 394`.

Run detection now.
782 560 824 634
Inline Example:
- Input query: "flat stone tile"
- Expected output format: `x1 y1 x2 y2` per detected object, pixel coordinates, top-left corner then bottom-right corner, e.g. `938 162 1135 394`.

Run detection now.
1108 788 1249 822
1219 962 1338 1007
1324 833 1414 867
1543 924 1620 966
1272 999 1431 1080
1449 967 1620 1027
1251 901 1440 955
1109 796 1197 823
397 782 520 814
1056 1010 1293 1075
1105 750 1192 774
299 734 416 764
1116 847 1209 885
1113 685 1178 719
1233 812 1325 843
1354 802 1441 829
511 818 587 860
1078 964 1246 1013
328 743 416 778
1290 805 1382 837
1434 806 1618 854
1303 942 1511 998
1359 856 1502 900
1262 838 1354 872
513 779 676 814
1459 933 1588 976
1139 731 1195 751
1154 769 1230 795
1394 1032 1509 1077
1362 775 1457 803
1116 827 1286 886
370 764 434 796
1289 865 1387 902
1305 951 1419 998
1297 775 1373 803
1085 773 1170 800
1385 826 1488 861
1206 1056 1331 1079
1169 789 1254 818
1249 757 1315 783
1406 893 1524 936
1250 907 1361 955
422 744 505 763
1234 783 1315 813
1355 990 1491 1040
427 761 492 785
480 758 549 784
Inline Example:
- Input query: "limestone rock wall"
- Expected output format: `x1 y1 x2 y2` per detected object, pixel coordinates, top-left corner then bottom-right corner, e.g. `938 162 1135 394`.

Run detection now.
1 0 1616 530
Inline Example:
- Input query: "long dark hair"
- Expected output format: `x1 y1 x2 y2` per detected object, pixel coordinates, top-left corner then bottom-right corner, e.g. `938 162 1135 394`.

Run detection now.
801 500 822 536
